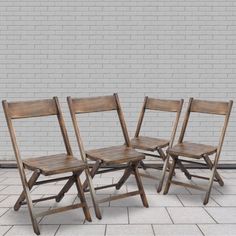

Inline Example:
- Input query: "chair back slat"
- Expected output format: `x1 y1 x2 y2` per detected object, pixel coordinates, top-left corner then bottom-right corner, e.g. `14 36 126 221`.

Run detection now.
146 98 182 112
190 99 229 115
7 99 58 119
70 95 117 114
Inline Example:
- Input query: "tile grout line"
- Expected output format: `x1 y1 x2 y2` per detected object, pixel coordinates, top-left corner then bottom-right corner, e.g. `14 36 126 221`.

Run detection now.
202 206 218 224
54 224 61 236
165 207 174 224
3 225 13 236
196 224 206 236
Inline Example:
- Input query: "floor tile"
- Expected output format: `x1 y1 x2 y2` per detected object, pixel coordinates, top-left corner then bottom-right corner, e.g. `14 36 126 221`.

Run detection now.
0 195 42 208
129 207 172 224
167 207 215 224
164 185 190 195
211 195 236 206
0 208 9 217
5 225 59 236
153 224 203 236
112 194 182 207
206 207 236 223
0 195 7 203
0 226 11 236
215 185 236 194
106 224 154 236
56 225 105 236
40 208 85 225
110 194 146 207
0 207 46 225
0 186 25 195
31 185 77 195
147 195 183 207
177 195 219 207
0 178 22 185
199 224 236 236
35 194 76 208
85 207 128 224
74 193 110 207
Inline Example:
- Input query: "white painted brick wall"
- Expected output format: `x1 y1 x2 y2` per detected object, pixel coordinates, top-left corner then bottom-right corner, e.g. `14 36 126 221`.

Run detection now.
0 0 235 161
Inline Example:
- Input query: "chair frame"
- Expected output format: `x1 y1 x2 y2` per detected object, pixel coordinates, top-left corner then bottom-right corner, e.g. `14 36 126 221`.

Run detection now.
2 97 91 235
133 97 184 192
163 98 233 204
67 93 149 219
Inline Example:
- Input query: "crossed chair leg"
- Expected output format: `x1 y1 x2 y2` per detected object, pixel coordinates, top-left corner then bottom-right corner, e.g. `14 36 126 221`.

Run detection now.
14 169 91 235
163 155 224 205
135 147 174 193
83 160 149 208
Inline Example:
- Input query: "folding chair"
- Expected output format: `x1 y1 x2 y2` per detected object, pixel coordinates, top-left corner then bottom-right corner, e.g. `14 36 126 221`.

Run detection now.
131 97 183 192
163 98 233 204
2 97 91 235
67 93 149 219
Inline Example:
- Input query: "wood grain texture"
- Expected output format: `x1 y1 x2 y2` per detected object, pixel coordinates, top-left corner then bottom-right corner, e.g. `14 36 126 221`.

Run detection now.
23 154 86 176
167 142 217 159
69 95 117 114
86 145 145 164
6 99 58 119
131 136 169 151
146 98 182 112
190 99 230 115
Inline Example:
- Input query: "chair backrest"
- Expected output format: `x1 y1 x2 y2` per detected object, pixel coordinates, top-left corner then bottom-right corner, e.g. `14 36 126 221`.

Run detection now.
135 97 184 147
67 93 131 162
2 97 73 167
178 97 233 156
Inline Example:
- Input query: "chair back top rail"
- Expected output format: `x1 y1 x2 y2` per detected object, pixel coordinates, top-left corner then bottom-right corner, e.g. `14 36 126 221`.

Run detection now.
4 99 58 119
145 97 183 112
69 95 117 114
190 99 231 115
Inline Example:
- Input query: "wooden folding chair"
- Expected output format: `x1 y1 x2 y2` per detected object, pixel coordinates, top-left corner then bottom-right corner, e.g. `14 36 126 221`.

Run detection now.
67 93 149 219
163 98 233 204
131 97 183 192
2 97 91 235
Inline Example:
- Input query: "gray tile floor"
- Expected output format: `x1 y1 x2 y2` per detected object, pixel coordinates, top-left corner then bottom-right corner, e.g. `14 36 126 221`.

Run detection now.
0 167 236 235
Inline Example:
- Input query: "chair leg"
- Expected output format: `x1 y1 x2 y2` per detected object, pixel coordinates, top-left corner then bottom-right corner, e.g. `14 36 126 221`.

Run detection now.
139 160 147 170
83 160 101 191
157 154 170 193
204 164 218 205
74 172 92 222
163 157 177 195
204 156 224 186
84 167 102 220
116 165 133 190
55 176 75 202
132 161 149 208
176 159 192 180
23 184 40 235
14 170 40 211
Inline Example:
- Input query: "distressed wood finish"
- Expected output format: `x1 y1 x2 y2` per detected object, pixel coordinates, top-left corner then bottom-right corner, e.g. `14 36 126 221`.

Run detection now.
131 136 169 151
70 95 117 114
131 97 184 193
191 99 229 115
86 145 144 164
23 154 86 176
164 98 233 205
7 99 58 119
168 142 217 159
67 93 149 219
146 98 182 112
2 97 91 235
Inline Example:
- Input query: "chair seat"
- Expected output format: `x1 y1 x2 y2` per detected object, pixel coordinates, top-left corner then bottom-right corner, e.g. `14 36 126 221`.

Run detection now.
167 142 217 159
23 153 86 176
86 145 145 164
131 136 169 151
